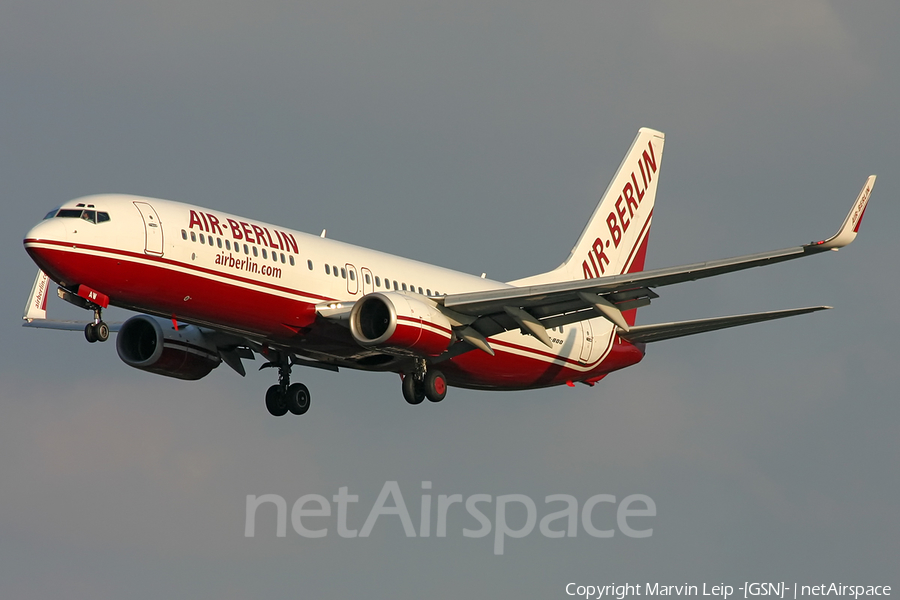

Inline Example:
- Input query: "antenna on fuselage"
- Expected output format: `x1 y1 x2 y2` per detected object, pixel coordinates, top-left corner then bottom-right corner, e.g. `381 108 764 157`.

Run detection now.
320 229 326 238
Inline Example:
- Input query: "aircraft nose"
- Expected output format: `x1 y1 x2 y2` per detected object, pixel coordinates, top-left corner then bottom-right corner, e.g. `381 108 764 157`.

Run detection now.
24 218 67 245
24 217 69 279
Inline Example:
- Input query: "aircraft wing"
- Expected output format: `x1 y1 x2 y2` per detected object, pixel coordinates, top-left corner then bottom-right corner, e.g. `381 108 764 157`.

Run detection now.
439 176 874 349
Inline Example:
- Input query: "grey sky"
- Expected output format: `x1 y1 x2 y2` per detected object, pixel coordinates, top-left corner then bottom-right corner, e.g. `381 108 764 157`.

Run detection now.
2 1 898 598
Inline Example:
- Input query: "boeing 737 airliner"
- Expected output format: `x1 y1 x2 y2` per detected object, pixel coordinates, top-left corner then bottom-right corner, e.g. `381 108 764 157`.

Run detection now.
22 129 876 416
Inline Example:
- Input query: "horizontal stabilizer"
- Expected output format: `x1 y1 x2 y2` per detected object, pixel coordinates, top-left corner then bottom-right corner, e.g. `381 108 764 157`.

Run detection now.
618 306 831 344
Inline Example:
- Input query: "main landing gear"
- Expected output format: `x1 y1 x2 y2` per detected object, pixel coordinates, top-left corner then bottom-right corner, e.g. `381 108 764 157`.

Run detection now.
263 354 311 417
84 308 110 343
402 360 448 405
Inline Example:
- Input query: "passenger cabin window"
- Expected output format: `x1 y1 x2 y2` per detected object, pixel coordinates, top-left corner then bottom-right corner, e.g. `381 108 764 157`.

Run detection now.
200 233 205 244
308 260 313 270
280 253 286 264
289 256 295 266
217 238 222 248
365 273 371 284
349 270 355 280
262 248 267 259
325 264 331 275
252 246 258 257
401 283 407 291
375 276 381 287
340 268 346 279
226 240 231 250
181 230 188 240
190 231 197 242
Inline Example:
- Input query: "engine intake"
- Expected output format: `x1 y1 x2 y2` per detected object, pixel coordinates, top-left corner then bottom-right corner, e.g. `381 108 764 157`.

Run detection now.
350 292 453 357
116 315 221 380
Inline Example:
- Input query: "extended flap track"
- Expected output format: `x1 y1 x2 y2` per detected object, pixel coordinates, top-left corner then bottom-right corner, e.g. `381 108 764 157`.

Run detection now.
467 287 658 343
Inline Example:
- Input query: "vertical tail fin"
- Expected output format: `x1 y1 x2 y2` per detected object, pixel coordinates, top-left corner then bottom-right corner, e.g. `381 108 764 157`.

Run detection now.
564 127 664 280
512 128 665 287
510 129 663 325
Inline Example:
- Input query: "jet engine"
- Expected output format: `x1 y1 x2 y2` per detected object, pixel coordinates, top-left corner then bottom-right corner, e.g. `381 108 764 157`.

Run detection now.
116 315 221 380
349 292 453 357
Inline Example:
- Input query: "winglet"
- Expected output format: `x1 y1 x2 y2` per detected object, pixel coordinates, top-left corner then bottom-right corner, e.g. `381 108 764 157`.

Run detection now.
814 176 876 250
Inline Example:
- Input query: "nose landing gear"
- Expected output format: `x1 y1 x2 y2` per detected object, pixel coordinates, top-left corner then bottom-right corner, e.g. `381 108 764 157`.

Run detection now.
56 285 111 344
84 308 110 343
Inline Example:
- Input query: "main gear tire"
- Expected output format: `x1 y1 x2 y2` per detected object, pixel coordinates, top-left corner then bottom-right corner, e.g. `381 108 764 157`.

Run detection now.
286 383 311 415
424 370 447 403
402 375 425 405
265 385 289 417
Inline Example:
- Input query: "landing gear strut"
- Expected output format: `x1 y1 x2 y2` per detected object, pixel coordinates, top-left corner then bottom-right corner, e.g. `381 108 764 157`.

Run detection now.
263 354 311 417
83 308 109 343
402 360 447 404
57 286 110 344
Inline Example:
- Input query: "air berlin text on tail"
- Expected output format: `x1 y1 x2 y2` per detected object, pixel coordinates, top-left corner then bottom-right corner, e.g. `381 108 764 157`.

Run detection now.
582 139 657 279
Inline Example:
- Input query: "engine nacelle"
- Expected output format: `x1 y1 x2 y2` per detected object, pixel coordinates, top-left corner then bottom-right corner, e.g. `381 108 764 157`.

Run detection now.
116 315 221 380
349 292 454 357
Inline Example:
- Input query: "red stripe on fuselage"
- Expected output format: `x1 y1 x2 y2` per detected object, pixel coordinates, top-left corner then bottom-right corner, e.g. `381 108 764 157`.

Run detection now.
25 239 331 303
442 335 644 390
25 242 317 340
24 239 646 388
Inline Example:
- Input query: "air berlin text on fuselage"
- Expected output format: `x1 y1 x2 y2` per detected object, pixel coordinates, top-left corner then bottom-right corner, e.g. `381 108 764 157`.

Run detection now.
582 140 657 279
188 210 299 255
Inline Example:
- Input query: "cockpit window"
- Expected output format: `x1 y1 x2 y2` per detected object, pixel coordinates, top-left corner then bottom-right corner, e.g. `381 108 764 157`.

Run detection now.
53 208 111 224
43 207 60 220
